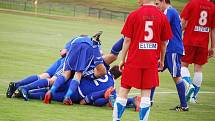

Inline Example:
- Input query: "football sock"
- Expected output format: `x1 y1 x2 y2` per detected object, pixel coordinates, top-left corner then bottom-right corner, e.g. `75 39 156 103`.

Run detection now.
113 97 127 121
150 87 155 102
192 72 202 98
94 98 108 107
30 88 48 93
126 98 134 106
64 78 80 98
84 90 106 104
15 75 39 89
139 97 151 121
29 92 46 100
181 67 192 84
111 37 124 55
50 75 66 93
23 79 49 91
176 79 187 107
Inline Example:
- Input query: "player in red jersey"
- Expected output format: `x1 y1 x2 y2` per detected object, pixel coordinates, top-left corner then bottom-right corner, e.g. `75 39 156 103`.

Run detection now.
112 0 172 121
180 0 215 103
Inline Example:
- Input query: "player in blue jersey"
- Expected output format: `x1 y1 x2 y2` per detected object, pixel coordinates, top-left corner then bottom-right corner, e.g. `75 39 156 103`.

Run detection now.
17 37 124 102
155 0 188 111
43 32 107 104
6 40 70 98
25 37 124 103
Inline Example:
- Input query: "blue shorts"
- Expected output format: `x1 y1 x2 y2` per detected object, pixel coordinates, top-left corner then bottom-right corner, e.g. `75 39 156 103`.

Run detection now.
163 53 182 77
64 43 94 72
45 58 64 77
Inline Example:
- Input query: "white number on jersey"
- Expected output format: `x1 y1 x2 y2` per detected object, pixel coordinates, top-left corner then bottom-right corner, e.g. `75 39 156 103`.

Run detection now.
199 10 208 26
145 21 153 41
93 75 108 86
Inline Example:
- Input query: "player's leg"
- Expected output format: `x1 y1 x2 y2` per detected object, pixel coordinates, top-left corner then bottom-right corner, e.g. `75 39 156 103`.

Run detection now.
191 64 203 103
150 87 155 106
18 78 50 101
139 89 151 121
28 88 48 100
190 47 208 103
113 86 130 121
63 72 82 105
44 70 72 104
6 74 43 98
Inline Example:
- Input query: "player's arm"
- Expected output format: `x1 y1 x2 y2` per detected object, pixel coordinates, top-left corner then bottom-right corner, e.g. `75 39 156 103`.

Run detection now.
119 37 131 71
181 18 187 31
159 41 167 70
209 28 215 58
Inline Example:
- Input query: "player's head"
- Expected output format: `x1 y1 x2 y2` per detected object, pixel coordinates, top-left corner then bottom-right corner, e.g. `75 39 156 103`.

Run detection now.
109 65 122 80
155 0 171 11
210 0 215 4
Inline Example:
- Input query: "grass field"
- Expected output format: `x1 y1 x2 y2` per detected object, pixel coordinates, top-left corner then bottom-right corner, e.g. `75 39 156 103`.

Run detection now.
0 11 215 121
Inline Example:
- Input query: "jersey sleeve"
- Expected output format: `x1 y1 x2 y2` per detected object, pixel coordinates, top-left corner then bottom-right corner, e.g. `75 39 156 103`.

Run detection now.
161 15 172 41
121 12 135 38
180 2 192 20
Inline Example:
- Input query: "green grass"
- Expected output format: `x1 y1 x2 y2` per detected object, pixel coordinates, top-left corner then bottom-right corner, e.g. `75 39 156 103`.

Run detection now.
45 0 189 11
0 12 215 121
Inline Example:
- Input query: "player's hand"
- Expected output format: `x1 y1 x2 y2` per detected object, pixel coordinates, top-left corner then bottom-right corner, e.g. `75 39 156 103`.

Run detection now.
119 61 125 72
80 99 87 105
208 48 215 58
158 61 164 71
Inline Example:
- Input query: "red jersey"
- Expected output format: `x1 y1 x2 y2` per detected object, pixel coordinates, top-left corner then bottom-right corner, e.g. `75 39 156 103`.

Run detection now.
181 0 215 48
121 5 172 69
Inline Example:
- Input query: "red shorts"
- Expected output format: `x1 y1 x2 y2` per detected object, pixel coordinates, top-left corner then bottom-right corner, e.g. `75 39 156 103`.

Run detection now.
181 45 208 65
121 65 159 90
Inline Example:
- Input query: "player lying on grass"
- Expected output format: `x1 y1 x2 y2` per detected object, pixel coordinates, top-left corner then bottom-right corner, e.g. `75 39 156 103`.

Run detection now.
43 37 124 105
6 37 73 98
16 37 125 103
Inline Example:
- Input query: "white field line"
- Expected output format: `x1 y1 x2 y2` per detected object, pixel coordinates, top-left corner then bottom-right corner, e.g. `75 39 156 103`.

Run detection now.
128 91 215 96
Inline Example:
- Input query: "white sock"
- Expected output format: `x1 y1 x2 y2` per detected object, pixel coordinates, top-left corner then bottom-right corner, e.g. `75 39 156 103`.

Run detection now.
193 72 203 87
181 67 190 78
139 97 151 121
113 97 127 121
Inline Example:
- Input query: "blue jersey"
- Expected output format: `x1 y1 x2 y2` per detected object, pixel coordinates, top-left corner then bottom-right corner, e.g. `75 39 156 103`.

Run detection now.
79 72 114 97
164 6 184 55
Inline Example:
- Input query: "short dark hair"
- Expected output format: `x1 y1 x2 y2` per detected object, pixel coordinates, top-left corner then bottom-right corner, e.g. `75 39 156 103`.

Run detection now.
159 0 171 4
211 0 215 4
109 65 121 79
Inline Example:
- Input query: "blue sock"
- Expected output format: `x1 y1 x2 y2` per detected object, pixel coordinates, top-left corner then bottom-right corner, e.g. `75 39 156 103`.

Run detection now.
50 75 66 93
176 80 187 107
126 98 134 108
182 77 192 84
29 88 48 93
150 87 155 102
111 37 124 55
94 98 108 106
64 78 80 98
193 84 200 98
23 79 49 91
139 97 151 121
15 75 39 89
29 92 46 100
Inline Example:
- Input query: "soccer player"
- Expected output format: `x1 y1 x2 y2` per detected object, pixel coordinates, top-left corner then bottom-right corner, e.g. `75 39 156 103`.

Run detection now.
6 40 70 98
180 0 215 103
154 0 188 111
17 37 124 102
112 0 172 120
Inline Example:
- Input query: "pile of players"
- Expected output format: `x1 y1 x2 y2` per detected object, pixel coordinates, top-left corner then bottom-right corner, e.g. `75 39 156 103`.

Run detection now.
6 0 215 121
